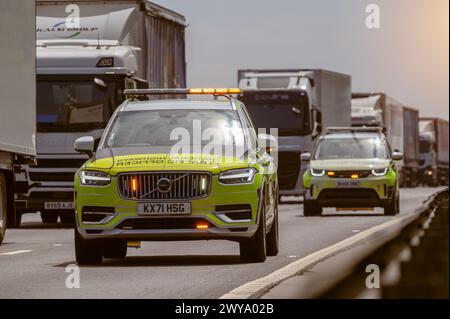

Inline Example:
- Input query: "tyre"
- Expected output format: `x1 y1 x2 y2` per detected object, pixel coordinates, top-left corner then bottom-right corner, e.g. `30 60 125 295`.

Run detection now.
303 200 322 216
41 211 58 224
60 213 75 225
240 200 267 263
0 172 8 244
384 191 400 216
8 209 22 228
74 229 103 265
102 239 127 259
266 201 279 257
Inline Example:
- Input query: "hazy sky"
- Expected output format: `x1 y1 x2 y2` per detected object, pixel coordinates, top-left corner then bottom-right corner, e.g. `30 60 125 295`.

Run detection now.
155 0 448 119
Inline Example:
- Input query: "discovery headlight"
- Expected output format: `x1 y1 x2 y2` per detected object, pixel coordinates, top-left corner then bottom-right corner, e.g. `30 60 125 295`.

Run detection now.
80 170 111 186
310 168 326 177
219 168 257 184
371 167 389 176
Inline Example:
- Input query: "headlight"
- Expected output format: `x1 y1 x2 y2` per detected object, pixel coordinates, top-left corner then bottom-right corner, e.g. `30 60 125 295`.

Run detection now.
80 170 111 186
219 168 257 184
310 168 325 177
372 167 388 176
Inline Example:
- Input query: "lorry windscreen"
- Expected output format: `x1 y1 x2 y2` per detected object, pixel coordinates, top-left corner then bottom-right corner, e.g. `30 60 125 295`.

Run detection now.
37 80 117 132
241 92 309 136
419 140 431 153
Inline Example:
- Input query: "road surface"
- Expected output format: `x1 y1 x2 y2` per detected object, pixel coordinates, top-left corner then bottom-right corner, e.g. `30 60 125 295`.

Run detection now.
0 187 442 298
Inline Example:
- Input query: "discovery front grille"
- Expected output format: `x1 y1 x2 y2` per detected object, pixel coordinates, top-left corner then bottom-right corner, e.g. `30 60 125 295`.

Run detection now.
118 172 211 200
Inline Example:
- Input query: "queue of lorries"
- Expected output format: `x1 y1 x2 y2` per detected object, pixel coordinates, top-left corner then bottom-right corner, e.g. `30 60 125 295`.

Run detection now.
0 0 448 259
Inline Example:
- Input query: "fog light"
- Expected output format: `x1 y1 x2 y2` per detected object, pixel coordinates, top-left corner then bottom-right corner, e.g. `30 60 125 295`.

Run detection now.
351 174 359 179
196 223 209 230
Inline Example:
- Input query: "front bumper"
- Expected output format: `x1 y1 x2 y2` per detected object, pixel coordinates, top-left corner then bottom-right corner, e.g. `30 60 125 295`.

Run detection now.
75 174 261 241
303 172 396 208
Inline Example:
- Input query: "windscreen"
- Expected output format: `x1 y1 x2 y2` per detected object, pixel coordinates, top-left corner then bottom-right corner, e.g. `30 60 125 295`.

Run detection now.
37 80 117 132
240 92 309 136
419 140 431 153
314 137 390 160
104 109 245 148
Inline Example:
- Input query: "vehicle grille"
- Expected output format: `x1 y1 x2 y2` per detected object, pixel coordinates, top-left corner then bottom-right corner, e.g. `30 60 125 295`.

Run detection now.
117 218 213 230
29 171 75 182
319 189 379 200
30 158 87 168
326 170 371 178
118 172 211 200
278 152 300 190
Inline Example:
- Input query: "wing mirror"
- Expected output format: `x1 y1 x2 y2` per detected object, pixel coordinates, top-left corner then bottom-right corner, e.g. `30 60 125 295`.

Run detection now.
94 78 107 90
300 152 311 162
392 151 403 161
74 136 95 157
258 134 278 155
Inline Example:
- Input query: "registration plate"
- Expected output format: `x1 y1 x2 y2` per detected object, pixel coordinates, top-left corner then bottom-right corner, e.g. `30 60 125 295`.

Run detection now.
336 180 361 188
44 202 74 210
138 202 191 215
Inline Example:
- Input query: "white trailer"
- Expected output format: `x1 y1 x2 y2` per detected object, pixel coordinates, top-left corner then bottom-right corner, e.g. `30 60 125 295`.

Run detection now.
0 0 36 243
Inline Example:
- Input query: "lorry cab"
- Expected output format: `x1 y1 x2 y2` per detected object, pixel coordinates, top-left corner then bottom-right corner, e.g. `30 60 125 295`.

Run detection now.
14 0 186 226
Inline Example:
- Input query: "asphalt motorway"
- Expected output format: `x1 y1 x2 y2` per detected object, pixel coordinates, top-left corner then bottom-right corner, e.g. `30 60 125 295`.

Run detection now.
0 187 443 299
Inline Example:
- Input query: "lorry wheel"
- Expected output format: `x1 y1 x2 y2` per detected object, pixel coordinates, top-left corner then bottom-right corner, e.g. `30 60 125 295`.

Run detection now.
60 213 75 225
0 172 7 244
74 229 103 265
384 192 400 216
102 239 127 259
266 202 279 256
239 202 267 263
303 201 322 216
41 211 58 224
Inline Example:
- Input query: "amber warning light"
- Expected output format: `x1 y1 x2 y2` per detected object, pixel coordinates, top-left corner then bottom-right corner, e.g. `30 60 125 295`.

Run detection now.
123 88 241 97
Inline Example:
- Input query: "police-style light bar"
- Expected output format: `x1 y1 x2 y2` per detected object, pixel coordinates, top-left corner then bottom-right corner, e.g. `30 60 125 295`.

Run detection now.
123 88 241 97
325 127 384 134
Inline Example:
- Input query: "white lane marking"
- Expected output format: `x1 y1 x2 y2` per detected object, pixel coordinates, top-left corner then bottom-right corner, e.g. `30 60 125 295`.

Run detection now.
220 215 414 299
53 244 63 247
352 229 360 233
0 249 32 256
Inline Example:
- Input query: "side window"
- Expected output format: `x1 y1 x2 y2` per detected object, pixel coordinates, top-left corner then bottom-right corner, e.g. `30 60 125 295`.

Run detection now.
239 104 257 149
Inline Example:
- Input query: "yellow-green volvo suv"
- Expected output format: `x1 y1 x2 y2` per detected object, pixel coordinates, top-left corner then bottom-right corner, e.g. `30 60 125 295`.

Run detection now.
302 127 403 216
73 88 279 265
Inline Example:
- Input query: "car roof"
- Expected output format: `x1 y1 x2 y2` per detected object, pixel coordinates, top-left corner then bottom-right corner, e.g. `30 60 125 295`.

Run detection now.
321 132 386 140
120 99 236 112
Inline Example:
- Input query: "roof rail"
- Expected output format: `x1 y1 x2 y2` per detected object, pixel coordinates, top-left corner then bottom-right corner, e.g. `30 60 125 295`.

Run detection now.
325 127 384 134
123 88 241 98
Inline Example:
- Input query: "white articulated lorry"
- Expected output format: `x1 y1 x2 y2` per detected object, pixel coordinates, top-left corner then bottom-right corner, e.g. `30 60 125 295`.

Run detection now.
0 0 36 243
351 93 420 187
13 0 187 226
238 69 352 199
419 118 449 186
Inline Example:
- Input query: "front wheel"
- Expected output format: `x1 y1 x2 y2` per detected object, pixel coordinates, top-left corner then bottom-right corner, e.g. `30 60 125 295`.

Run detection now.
240 202 267 263
41 211 58 224
266 203 279 257
384 192 400 216
74 229 103 265
303 200 322 216
0 172 8 244
103 240 127 259
60 213 75 225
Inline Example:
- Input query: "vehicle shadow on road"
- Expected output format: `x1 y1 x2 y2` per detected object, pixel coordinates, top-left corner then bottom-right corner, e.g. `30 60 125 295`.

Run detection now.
18 222 74 229
54 254 242 268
